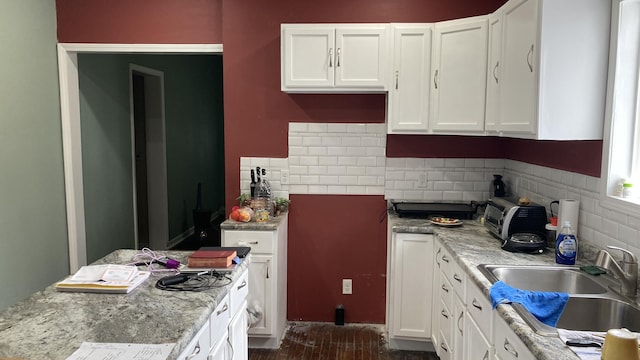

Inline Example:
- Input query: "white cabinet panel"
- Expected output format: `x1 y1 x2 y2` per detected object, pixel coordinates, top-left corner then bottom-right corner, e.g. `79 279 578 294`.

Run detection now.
388 233 434 339
485 11 503 133
245 254 272 335
281 24 388 92
387 24 433 134
430 16 488 132
493 313 535 360
229 301 249 360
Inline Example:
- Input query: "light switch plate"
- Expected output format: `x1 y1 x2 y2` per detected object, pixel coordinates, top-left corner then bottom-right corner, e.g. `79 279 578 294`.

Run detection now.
342 279 352 295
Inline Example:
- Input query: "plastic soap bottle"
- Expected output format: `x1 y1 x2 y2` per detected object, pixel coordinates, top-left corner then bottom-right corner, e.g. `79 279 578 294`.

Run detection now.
555 221 577 265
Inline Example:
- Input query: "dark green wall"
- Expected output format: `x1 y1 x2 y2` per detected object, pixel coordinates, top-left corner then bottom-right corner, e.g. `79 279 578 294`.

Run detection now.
78 54 224 262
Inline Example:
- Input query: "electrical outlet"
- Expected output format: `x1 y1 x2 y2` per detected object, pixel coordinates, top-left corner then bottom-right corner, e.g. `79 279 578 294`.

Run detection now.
342 279 352 295
280 169 290 185
417 173 428 188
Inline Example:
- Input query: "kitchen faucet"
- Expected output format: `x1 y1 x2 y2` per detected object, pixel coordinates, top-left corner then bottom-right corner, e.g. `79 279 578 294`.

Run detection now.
595 246 638 299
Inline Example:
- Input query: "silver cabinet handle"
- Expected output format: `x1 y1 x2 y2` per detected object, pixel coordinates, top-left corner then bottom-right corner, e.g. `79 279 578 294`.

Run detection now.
493 61 499 84
504 338 518 358
185 342 201 360
329 48 333 68
216 303 229 316
434 69 439 89
442 283 450 293
526 44 534 73
441 309 449 319
237 279 247 290
239 240 258 245
442 255 450 263
472 298 483 311
336 48 341 67
436 248 442 268
441 342 449 352
395 70 399 90
457 310 464 334
453 273 462 283
483 350 489 360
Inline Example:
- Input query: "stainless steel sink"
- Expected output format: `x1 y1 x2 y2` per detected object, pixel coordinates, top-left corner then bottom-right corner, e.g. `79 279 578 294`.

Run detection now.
558 297 640 332
479 265 607 294
478 264 640 336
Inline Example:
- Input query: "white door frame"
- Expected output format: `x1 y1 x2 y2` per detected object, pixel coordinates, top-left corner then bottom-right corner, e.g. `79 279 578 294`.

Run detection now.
57 43 223 272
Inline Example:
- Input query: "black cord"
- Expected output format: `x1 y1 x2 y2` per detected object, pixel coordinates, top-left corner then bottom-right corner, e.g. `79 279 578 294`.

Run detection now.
155 272 232 292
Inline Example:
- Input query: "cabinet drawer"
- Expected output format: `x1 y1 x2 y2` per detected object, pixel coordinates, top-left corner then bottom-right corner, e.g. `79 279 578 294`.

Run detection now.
465 280 492 339
449 261 466 302
177 320 210 360
493 313 535 360
210 294 230 348
437 332 453 360
439 271 453 307
439 298 453 346
230 270 249 315
222 230 274 254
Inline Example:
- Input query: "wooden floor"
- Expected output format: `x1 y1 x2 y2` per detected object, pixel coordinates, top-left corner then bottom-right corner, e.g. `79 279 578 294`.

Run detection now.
248 322 438 360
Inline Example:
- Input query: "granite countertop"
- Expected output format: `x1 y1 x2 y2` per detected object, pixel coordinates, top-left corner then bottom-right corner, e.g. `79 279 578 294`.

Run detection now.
220 211 288 231
389 212 597 360
0 249 250 360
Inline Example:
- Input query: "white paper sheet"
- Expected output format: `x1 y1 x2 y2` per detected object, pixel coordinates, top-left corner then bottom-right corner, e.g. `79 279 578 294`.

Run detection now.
65 342 175 360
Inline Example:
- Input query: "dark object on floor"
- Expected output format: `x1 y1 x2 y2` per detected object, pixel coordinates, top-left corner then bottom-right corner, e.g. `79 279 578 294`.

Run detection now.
193 183 215 244
335 304 345 326
248 322 437 360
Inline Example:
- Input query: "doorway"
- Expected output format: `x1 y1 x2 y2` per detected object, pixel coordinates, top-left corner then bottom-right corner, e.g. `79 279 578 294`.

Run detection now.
57 43 223 272
130 65 168 251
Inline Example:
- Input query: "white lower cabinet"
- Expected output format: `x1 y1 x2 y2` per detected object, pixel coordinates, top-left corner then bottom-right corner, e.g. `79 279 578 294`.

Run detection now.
388 232 434 349
465 314 492 360
178 269 249 360
221 215 288 349
493 313 535 360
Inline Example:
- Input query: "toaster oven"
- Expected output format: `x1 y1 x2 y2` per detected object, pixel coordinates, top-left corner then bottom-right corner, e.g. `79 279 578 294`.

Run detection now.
483 197 548 242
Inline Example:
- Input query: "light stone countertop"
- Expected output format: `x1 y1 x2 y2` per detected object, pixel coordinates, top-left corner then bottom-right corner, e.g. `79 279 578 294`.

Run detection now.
0 249 250 360
220 211 287 231
389 212 595 360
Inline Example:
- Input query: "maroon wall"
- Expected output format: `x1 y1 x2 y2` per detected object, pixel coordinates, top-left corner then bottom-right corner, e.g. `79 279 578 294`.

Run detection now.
287 195 388 323
55 0 604 324
56 0 223 43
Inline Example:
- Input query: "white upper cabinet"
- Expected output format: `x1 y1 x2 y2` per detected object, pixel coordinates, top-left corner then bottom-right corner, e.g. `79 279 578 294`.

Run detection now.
484 10 503 133
281 24 389 92
387 24 433 134
429 16 489 133
498 0 610 139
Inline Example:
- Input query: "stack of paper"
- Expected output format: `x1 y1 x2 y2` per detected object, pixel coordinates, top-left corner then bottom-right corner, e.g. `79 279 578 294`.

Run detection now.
55 264 150 294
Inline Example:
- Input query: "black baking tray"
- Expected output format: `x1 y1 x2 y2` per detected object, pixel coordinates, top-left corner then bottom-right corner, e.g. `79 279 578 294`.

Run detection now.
391 201 482 219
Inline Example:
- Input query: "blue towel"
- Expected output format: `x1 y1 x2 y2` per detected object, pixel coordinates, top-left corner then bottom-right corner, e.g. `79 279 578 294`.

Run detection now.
489 281 569 327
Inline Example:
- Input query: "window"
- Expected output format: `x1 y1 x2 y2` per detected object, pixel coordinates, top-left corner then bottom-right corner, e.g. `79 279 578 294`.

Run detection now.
602 0 640 216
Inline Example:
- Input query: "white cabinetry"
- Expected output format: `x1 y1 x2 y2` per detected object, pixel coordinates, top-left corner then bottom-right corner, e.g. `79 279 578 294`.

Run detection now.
387 24 433 134
387 232 434 350
497 0 610 139
493 313 535 360
465 279 494 360
176 269 249 360
221 215 288 349
485 10 503 133
281 24 388 92
432 242 467 360
429 16 488 133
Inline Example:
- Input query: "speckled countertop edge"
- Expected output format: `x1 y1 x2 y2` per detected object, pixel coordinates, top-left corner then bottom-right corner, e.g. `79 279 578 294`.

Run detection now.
220 212 287 231
389 212 589 360
0 249 250 360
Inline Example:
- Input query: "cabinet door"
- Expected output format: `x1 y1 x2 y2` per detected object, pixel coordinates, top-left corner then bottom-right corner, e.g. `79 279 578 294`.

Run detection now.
334 26 388 89
485 11 503 133
430 16 488 132
281 25 335 89
493 313 535 360
464 314 492 360
229 301 249 360
389 233 434 339
387 24 432 134
499 0 539 134
208 332 228 360
452 295 465 360
247 255 273 336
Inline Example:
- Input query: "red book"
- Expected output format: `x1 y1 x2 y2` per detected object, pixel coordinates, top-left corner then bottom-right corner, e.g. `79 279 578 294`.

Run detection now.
188 249 237 268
